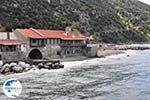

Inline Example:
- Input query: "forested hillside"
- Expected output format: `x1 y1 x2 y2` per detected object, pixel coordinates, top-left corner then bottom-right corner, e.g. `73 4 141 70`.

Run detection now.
0 0 150 43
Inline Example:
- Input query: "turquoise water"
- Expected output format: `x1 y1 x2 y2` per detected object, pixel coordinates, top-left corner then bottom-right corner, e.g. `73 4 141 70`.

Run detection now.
0 49 150 100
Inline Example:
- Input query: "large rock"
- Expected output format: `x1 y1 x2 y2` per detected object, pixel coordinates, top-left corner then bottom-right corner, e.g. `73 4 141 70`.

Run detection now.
3 64 11 68
31 65 36 68
59 64 64 68
12 66 24 73
53 63 60 69
43 65 50 69
38 63 44 69
31 65 37 71
0 64 10 74
18 62 26 67
3 67 11 74
23 64 31 70
53 63 64 69
45 62 52 67
10 62 17 67
25 64 30 68
24 67 32 72
51 64 55 69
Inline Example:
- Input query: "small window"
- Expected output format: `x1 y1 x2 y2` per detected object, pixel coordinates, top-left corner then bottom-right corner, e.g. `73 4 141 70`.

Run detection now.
49 39 51 44
32 39 36 43
57 51 61 55
67 51 70 54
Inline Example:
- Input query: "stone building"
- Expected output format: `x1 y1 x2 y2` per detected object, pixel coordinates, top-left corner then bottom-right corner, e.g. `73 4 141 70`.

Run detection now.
14 27 93 60
0 28 93 61
0 32 24 61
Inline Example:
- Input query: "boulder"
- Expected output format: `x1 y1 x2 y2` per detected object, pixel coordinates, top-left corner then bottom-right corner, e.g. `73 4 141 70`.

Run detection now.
45 62 52 67
44 65 50 69
24 67 32 72
51 64 55 69
54 63 60 69
18 62 26 67
3 64 11 68
2 67 11 74
10 62 17 67
59 64 64 68
12 66 24 73
0 64 10 74
38 63 44 69
31 65 36 68
31 65 38 70
25 64 30 68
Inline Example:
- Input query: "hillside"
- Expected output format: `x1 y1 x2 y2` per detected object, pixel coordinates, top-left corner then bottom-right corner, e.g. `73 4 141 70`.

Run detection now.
0 0 150 43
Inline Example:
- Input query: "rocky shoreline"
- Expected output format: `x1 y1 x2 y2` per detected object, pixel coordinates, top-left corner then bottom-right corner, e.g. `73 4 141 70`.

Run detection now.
0 61 64 75
1 44 150 75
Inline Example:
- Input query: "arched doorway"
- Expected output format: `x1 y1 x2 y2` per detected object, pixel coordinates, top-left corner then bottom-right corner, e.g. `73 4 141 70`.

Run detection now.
28 49 43 59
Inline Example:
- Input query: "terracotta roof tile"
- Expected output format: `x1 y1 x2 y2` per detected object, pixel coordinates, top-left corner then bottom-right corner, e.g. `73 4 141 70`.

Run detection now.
37 29 87 40
37 29 64 39
16 28 92 41
16 29 46 39
0 40 24 45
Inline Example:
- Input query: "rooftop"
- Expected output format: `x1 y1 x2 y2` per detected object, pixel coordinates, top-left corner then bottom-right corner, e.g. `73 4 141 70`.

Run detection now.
16 29 46 39
0 40 24 45
16 28 93 41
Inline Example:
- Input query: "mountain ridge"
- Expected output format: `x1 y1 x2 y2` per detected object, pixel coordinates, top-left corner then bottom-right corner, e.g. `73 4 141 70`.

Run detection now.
0 0 149 43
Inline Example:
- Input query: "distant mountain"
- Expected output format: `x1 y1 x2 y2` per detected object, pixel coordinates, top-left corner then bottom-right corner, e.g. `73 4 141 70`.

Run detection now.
0 0 150 43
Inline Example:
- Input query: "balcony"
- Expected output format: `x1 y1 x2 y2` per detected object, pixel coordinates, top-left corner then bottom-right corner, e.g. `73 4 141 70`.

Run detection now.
30 39 47 47
60 43 86 47
30 43 46 47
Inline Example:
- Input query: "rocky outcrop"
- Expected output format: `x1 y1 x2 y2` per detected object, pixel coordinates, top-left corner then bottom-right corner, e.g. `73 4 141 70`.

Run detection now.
37 62 64 70
0 61 64 75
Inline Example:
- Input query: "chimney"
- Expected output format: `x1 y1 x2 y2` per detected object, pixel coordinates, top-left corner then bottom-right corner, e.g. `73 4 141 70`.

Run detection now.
7 32 10 39
65 27 72 36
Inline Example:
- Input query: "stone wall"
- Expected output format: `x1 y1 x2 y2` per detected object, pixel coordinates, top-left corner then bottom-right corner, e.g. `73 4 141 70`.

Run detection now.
60 46 84 57
83 46 98 57
44 45 61 58
1 51 25 61
24 45 61 59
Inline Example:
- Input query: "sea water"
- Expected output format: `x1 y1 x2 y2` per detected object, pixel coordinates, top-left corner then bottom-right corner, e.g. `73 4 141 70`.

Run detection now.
0 46 150 100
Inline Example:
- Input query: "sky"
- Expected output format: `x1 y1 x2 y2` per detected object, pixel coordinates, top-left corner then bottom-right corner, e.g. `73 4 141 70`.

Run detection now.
138 0 150 5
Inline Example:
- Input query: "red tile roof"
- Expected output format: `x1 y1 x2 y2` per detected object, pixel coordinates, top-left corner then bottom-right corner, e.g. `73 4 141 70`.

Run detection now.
37 29 87 40
37 29 64 39
16 28 93 41
16 29 46 39
0 40 24 45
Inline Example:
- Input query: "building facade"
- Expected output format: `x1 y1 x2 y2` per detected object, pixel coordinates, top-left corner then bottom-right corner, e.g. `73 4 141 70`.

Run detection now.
0 32 25 61
0 27 93 61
